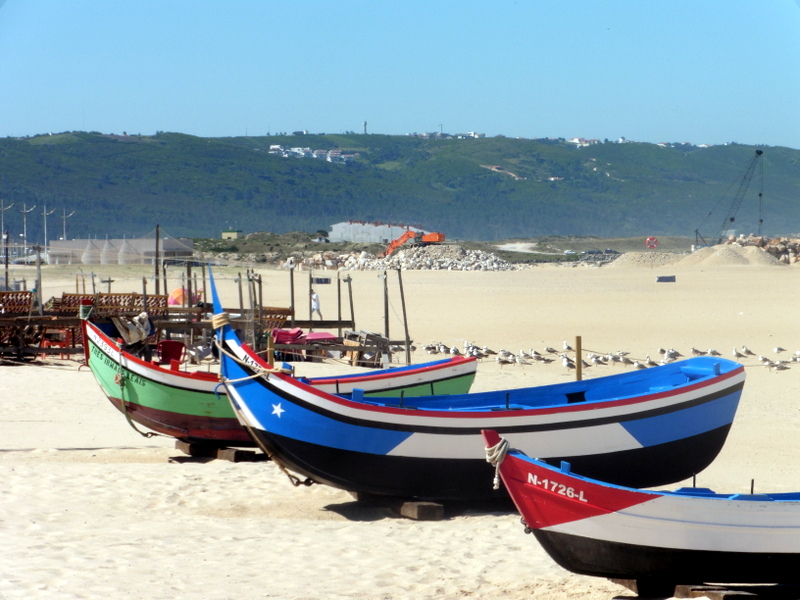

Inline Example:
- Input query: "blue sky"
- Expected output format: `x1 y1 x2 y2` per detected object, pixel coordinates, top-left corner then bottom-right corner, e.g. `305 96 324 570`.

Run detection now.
1 1 799 148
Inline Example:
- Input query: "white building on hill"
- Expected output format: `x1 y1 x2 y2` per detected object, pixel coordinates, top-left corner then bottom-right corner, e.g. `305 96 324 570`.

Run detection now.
328 221 430 244
47 236 194 265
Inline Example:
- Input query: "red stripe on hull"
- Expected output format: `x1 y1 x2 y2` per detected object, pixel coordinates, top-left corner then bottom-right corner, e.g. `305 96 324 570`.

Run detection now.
106 396 254 446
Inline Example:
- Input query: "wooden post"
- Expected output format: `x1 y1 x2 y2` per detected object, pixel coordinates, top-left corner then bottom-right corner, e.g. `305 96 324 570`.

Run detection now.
247 269 255 348
236 272 243 314
337 273 342 338
397 268 411 365
575 335 582 381
142 277 147 313
308 271 313 328
200 263 207 311
256 271 263 330
383 270 389 339
289 265 295 327
154 225 160 295
346 275 355 330
186 261 193 309
34 247 43 315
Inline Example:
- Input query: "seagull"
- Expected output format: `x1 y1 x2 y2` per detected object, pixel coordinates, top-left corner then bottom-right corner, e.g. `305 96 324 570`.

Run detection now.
515 355 530 366
645 355 658 367
707 348 721 357
690 347 705 356
774 346 786 354
496 356 514 367
732 347 746 359
544 346 558 354
633 360 647 370
563 341 574 352
741 346 756 356
772 363 791 372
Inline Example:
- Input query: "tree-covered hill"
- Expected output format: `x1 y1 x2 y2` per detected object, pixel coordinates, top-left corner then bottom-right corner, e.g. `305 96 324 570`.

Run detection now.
0 131 797 243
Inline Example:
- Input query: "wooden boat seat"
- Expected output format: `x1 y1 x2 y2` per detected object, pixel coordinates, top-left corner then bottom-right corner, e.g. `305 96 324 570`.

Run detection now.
156 340 186 366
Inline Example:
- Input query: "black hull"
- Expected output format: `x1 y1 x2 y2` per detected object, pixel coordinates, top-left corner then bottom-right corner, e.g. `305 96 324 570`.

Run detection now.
533 529 800 589
544 422 731 489
250 423 733 501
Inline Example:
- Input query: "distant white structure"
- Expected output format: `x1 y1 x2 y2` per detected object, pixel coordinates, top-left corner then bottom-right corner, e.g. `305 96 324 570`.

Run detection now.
328 221 431 244
48 236 194 265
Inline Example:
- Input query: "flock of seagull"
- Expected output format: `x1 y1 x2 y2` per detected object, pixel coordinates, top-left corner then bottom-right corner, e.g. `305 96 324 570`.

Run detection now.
418 340 796 373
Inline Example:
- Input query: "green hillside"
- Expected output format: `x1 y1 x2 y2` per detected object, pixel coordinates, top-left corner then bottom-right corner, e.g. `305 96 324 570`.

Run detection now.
0 131 797 242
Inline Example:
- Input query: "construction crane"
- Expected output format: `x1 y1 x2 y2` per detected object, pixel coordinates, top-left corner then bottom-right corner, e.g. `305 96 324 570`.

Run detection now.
695 149 764 247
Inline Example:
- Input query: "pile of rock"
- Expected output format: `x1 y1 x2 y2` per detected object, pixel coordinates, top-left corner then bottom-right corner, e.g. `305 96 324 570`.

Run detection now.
208 244 523 271
727 235 800 264
348 244 525 271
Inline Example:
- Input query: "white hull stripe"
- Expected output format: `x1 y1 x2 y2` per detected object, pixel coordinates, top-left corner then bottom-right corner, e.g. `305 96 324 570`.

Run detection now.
547 495 800 553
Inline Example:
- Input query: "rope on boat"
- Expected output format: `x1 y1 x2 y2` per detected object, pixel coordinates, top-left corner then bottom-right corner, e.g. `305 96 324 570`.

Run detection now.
260 445 316 488
114 348 160 439
485 436 510 490
211 311 231 330
210 312 291 382
210 312 313 487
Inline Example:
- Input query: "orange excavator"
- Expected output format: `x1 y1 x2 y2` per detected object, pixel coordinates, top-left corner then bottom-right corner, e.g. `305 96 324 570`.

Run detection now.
379 230 446 258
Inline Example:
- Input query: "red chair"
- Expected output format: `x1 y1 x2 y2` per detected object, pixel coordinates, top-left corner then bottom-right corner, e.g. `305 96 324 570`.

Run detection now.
39 329 73 360
156 340 186 367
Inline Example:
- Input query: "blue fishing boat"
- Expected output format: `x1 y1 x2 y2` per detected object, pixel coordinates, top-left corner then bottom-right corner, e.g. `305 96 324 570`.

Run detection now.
212 273 746 501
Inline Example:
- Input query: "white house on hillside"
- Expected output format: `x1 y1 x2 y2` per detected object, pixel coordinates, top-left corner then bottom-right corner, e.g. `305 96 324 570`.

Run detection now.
328 221 430 244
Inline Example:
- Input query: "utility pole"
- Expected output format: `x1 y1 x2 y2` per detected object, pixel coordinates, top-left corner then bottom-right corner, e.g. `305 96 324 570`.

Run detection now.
20 203 36 256
42 205 56 261
3 231 8 291
0 199 13 245
61 208 75 241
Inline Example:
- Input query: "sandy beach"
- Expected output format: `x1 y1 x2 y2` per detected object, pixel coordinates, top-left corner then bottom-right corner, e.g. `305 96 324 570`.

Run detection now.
4 246 800 600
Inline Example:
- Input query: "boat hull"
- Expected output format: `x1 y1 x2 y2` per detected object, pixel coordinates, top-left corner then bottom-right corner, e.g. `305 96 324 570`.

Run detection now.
248 422 733 500
533 529 800 587
83 320 477 446
487 430 800 589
